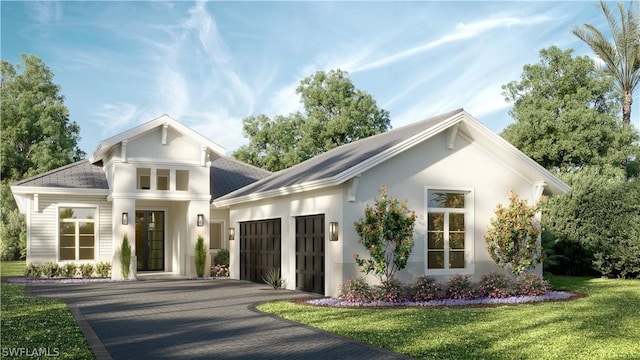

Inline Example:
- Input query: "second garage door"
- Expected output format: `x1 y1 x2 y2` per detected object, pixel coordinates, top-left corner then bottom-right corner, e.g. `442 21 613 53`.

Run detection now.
239 219 281 283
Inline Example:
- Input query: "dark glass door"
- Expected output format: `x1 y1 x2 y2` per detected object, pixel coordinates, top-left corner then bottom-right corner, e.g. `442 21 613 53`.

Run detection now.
135 211 164 271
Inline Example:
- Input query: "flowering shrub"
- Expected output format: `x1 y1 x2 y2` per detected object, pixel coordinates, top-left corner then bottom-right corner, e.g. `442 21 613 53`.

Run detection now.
211 264 229 277
60 263 78 278
410 276 442 301
444 275 480 300
80 263 94 278
339 277 374 303
24 263 42 279
516 272 549 296
479 272 515 298
42 262 60 278
373 278 411 302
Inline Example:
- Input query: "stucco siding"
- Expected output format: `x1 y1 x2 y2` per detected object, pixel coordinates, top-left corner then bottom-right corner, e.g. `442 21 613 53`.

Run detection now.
126 127 203 163
343 131 536 284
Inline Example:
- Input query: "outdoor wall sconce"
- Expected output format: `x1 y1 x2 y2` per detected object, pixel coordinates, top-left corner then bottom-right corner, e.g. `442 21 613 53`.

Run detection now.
121 212 129 225
229 227 235 241
197 214 204 227
329 222 339 241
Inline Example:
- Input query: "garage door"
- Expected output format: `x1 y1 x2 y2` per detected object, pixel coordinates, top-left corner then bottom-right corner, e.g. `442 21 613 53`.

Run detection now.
295 215 325 294
239 219 281 283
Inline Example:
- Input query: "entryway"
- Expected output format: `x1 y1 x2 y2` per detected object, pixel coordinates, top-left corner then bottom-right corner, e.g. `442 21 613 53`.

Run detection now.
135 210 165 271
295 214 325 294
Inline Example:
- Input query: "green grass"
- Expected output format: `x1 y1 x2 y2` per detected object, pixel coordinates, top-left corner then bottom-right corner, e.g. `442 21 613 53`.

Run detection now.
258 275 640 360
0 261 94 359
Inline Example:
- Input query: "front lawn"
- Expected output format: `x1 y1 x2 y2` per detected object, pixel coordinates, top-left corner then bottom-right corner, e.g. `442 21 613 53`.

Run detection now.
258 275 640 359
0 261 94 360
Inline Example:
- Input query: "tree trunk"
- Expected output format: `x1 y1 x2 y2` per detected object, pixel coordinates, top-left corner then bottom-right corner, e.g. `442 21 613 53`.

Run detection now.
623 90 633 125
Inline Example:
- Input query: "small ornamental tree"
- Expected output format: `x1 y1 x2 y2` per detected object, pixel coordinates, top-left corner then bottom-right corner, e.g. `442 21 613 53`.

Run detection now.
120 233 132 279
485 190 543 275
195 235 206 278
354 185 417 282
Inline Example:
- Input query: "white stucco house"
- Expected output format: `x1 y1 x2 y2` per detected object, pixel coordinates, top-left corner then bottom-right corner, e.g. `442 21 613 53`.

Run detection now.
11 109 569 296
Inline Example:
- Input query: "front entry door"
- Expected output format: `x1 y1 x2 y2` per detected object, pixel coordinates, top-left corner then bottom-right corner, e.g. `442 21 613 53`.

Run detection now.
135 211 165 271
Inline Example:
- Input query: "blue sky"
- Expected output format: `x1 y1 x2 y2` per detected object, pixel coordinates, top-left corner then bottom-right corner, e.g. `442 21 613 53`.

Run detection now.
2 1 637 155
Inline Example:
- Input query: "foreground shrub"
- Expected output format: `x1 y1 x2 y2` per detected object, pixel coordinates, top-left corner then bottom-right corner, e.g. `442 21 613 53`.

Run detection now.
24 263 42 278
79 263 94 278
516 272 549 296
262 268 285 289
479 272 514 298
339 277 374 303
59 263 78 278
373 278 410 303
95 262 111 278
213 249 229 266
444 275 480 300
195 235 206 277
42 262 60 278
121 233 131 279
410 275 442 301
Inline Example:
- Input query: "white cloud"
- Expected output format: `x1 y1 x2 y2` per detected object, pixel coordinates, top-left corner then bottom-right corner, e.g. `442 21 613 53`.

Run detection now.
91 102 144 134
29 2 63 25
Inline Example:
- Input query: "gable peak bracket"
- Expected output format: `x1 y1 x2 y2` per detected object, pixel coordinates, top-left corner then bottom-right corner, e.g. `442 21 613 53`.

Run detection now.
533 181 547 203
347 175 361 202
447 124 460 150
162 123 169 145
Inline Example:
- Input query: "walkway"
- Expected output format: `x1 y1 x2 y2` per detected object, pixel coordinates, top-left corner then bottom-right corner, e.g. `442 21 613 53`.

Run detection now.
30 279 412 360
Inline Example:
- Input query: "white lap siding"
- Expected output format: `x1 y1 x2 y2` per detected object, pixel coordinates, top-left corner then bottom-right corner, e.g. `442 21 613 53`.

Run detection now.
29 195 112 263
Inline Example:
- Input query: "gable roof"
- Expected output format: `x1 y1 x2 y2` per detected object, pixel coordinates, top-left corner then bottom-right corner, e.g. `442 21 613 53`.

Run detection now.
89 114 226 163
210 157 272 200
213 109 570 207
12 160 109 189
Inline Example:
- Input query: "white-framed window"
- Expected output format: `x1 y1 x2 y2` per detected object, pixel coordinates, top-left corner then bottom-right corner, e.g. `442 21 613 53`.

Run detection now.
59 207 96 261
137 168 151 190
425 188 474 273
157 169 170 190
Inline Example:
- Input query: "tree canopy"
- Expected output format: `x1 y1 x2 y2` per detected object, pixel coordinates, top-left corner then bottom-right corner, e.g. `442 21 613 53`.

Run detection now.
233 69 391 171
0 54 84 259
502 46 638 173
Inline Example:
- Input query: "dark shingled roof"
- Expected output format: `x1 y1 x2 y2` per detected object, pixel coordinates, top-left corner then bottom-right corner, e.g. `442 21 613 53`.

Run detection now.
210 157 272 200
215 109 463 201
13 160 109 189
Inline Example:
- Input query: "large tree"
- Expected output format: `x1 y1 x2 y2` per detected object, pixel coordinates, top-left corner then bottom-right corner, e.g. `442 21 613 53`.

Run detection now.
233 69 391 171
0 54 84 259
573 0 640 127
502 46 638 173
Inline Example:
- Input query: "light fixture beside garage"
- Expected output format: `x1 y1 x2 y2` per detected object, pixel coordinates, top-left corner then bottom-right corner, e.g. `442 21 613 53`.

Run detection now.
197 214 204 227
229 227 235 241
329 222 339 241
122 212 128 225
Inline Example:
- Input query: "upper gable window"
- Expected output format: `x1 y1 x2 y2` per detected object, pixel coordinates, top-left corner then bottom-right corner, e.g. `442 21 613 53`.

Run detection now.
157 169 170 190
137 168 151 190
176 170 189 191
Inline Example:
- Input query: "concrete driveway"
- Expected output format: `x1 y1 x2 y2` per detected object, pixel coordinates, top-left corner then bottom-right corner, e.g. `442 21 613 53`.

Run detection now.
30 279 412 360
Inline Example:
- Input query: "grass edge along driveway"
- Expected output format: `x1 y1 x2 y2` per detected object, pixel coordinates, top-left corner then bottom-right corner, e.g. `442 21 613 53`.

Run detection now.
258 275 640 360
1 261 95 360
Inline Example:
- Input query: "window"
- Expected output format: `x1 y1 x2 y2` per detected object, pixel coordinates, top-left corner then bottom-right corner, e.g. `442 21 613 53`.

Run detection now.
137 168 150 190
59 207 96 261
426 190 471 271
210 222 223 250
157 169 170 190
176 170 189 191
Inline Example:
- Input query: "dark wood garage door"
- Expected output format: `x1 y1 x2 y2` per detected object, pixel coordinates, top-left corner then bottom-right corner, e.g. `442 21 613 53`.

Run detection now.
295 215 325 294
240 219 281 283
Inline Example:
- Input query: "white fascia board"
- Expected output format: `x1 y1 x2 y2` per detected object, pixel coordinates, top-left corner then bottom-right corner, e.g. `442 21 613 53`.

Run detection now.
461 114 570 194
213 112 467 207
10 186 109 196
109 192 211 202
